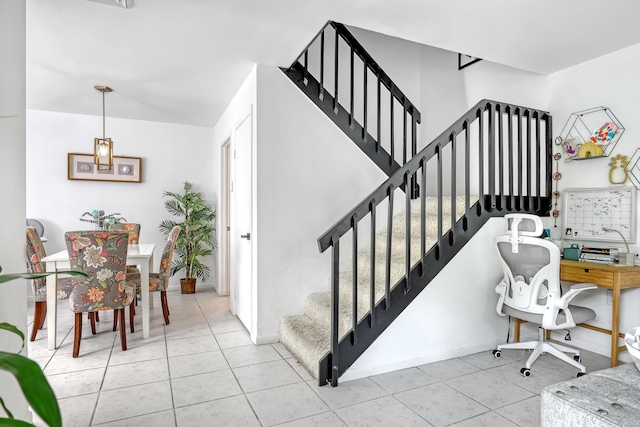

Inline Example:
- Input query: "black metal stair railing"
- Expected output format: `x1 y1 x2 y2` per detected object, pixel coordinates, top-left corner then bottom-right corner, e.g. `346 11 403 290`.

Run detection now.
317 99 553 386
282 21 421 196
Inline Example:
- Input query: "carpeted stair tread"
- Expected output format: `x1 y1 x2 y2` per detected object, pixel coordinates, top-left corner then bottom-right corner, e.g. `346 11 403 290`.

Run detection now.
279 195 474 380
280 314 329 379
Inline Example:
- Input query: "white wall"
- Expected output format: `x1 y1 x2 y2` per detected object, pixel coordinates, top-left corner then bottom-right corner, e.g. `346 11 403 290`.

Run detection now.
546 42 640 360
0 0 29 421
343 218 506 380
26 110 215 290
255 64 388 342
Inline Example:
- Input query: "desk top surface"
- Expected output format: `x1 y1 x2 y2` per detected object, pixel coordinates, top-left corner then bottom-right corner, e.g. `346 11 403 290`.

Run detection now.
560 259 640 272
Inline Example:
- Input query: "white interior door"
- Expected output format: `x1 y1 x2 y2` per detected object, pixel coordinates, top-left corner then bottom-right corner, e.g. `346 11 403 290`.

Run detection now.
231 109 253 331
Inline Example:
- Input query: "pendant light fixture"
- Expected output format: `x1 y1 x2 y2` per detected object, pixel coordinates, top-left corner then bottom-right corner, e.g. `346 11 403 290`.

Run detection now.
94 85 114 171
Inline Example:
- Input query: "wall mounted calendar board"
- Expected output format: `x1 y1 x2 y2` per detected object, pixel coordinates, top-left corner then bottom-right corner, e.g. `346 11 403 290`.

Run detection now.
563 187 636 243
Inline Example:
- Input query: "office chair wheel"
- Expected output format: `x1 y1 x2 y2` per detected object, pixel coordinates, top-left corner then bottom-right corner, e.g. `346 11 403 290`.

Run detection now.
577 372 586 377
492 350 501 358
573 355 581 363
520 368 531 377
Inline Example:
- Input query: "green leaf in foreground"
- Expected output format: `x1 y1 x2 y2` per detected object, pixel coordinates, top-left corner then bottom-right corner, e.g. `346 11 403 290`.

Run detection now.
0 352 61 427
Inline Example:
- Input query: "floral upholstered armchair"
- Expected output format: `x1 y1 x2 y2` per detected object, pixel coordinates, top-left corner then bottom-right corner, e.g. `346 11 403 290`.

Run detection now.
64 230 133 357
26 226 74 341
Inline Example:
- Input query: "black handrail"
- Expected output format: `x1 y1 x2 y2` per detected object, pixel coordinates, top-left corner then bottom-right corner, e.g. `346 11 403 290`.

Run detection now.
282 21 421 195
317 99 552 386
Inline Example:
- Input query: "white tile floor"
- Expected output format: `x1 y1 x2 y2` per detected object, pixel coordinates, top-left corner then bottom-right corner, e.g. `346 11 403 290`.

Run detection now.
28 288 612 427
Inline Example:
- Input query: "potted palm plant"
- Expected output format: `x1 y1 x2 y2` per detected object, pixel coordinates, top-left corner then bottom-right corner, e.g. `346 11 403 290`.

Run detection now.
159 181 216 294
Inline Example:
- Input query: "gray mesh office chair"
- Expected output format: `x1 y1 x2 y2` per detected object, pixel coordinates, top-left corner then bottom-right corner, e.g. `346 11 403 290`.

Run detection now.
493 214 597 377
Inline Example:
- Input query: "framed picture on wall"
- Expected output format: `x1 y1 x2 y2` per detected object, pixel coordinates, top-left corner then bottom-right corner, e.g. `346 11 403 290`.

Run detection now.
68 153 142 183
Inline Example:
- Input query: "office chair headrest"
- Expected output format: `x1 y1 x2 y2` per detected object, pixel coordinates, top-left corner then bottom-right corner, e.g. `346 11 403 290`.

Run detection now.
504 214 544 253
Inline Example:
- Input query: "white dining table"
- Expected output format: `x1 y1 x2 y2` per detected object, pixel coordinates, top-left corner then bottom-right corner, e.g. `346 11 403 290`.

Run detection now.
42 243 156 350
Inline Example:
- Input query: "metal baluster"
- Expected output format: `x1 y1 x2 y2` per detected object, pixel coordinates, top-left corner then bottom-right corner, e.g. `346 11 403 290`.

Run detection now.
385 185 394 307
319 30 325 101
517 108 523 202
349 46 354 128
404 171 411 294
403 109 407 165
478 109 484 209
508 106 514 200
333 30 339 114
369 200 376 327
464 121 470 213
488 102 495 208
498 104 504 205
545 115 553 200
450 132 456 235
351 215 358 343
330 234 340 387
526 110 532 200
363 60 367 141
302 50 309 86
390 92 394 166
535 113 541 200
420 158 427 267
376 78 381 153
411 116 419 198
437 144 443 240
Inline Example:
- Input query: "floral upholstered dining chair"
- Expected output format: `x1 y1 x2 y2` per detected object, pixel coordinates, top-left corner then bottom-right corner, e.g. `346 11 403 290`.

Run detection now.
64 230 134 358
109 223 142 275
109 223 141 244
26 226 74 341
127 226 181 326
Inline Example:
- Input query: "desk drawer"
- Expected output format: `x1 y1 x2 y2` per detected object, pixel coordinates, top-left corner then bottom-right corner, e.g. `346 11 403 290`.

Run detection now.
561 266 614 287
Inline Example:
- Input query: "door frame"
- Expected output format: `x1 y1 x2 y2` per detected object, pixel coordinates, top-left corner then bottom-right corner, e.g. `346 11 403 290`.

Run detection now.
219 139 231 296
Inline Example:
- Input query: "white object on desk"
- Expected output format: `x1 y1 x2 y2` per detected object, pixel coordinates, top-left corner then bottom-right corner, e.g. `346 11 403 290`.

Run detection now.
42 243 155 351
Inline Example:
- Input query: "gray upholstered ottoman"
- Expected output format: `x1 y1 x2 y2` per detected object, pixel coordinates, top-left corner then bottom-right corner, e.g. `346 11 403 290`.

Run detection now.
541 363 640 426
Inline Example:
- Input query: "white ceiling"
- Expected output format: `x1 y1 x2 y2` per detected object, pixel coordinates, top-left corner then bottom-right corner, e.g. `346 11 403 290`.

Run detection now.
27 0 640 128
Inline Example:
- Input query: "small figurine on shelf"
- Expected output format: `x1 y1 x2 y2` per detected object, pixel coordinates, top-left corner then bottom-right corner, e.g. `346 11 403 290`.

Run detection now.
591 122 618 146
557 136 581 162
577 141 603 159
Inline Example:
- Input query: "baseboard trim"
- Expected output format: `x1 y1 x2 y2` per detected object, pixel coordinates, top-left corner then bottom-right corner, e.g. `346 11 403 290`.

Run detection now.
254 333 280 345
340 341 500 382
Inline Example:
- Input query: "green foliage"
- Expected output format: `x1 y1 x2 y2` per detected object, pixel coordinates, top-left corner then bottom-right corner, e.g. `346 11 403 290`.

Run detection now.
159 181 216 281
79 210 126 230
0 271 92 426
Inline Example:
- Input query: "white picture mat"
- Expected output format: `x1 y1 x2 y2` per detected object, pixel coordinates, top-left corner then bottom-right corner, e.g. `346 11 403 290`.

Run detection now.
563 187 636 243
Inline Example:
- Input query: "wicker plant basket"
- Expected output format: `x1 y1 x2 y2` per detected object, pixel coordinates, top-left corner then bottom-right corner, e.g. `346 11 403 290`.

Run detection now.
180 278 196 294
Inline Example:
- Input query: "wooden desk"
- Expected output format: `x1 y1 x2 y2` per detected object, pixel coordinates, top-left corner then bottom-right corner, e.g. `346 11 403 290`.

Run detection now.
514 260 640 366
559 259 640 367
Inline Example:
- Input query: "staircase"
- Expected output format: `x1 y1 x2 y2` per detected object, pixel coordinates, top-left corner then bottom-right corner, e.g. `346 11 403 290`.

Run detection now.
280 195 469 378
279 21 553 386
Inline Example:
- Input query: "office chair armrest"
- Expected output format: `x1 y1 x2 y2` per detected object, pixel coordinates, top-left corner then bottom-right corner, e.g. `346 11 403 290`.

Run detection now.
543 283 598 329
560 283 598 306
495 279 507 317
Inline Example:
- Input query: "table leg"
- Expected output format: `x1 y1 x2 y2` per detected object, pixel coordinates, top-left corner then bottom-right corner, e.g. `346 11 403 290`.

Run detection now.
141 254 153 339
611 285 621 367
46 261 57 351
